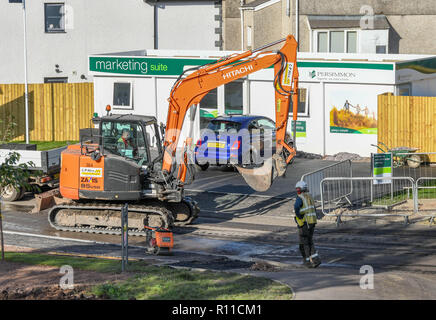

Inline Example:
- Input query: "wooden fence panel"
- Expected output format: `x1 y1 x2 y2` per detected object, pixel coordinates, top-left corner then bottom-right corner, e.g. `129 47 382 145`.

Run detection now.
378 93 436 162
0 82 94 142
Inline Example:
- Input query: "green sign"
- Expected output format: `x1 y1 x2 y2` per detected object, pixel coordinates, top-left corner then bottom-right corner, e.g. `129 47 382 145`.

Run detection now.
89 55 394 77
372 153 392 184
292 120 306 138
89 56 215 76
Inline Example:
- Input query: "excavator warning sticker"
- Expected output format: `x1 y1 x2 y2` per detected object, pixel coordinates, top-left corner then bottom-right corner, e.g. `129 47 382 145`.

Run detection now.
80 167 103 178
282 62 294 87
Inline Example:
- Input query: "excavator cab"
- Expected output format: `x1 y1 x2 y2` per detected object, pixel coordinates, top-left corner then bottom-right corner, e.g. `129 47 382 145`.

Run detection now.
88 114 164 168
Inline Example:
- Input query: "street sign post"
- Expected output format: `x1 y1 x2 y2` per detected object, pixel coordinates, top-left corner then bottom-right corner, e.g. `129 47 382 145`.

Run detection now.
371 152 394 203
372 153 393 184
0 198 4 261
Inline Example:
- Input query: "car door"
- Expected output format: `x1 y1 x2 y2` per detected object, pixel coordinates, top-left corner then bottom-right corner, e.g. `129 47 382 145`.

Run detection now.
256 118 276 157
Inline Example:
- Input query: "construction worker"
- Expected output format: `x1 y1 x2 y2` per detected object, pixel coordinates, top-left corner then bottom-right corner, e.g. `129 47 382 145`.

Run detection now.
294 181 321 268
117 129 137 157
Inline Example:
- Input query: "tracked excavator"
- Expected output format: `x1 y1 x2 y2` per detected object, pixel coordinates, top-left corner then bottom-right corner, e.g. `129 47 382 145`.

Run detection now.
48 35 300 236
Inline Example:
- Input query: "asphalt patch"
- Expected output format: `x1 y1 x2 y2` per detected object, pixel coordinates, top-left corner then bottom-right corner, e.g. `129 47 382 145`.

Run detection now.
171 257 254 270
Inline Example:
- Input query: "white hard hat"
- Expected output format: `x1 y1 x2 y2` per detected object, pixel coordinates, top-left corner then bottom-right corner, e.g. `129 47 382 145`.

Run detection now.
295 181 308 190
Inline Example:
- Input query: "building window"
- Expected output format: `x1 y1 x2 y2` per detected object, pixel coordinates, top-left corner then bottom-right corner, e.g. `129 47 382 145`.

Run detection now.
45 3 65 33
316 30 358 53
330 31 344 53
224 82 243 115
347 32 357 53
44 77 68 83
289 88 308 117
317 32 328 53
398 84 411 96
113 82 132 109
376 45 387 54
200 89 218 129
246 26 252 48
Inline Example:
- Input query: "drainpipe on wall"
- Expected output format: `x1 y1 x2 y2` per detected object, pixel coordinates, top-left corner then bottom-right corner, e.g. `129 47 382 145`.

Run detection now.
286 0 290 16
240 8 244 50
322 81 326 156
295 0 299 49
154 4 158 49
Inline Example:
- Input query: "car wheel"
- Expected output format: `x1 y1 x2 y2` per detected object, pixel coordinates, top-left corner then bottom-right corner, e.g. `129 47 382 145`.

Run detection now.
1 185 22 202
221 165 236 172
197 162 209 171
17 187 26 200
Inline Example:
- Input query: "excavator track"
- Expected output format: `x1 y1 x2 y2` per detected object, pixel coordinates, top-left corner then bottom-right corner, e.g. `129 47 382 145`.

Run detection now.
170 197 200 226
48 202 175 236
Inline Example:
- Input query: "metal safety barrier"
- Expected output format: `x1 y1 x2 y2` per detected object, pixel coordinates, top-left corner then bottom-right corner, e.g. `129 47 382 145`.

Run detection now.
300 160 352 202
414 177 436 226
320 177 416 226
121 203 129 272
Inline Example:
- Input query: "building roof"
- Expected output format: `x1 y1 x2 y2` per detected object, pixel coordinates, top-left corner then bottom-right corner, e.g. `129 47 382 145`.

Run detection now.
241 0 270 8
241 0 280 10
98 114 157 124
308 15 390 29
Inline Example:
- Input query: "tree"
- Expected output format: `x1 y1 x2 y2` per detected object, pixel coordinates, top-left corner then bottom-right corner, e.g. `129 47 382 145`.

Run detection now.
0 114 34 261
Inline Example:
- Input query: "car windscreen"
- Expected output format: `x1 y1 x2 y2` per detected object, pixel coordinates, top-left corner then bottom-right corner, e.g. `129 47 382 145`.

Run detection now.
207 120 242 134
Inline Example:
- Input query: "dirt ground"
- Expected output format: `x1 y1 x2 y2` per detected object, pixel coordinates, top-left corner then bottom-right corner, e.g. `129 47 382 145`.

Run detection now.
0 246 131 300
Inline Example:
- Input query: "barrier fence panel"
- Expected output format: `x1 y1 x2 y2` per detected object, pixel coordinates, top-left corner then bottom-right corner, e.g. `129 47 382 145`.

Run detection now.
415 178 436 224
320 177 416 224
300 160 352 202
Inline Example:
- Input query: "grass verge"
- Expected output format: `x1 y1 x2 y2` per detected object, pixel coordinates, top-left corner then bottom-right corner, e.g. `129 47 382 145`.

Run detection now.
3 252 293 300
16 141 78 151
372 187 436 206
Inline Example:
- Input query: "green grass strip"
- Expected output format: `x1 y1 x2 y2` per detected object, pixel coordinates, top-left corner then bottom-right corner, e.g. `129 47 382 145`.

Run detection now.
15 141 78 151
4 252 293 300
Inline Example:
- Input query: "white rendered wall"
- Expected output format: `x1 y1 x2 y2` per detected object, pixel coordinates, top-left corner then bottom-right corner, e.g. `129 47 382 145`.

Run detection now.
156 1 220 50
359 29 389 54
411 78 436 97
0 0 218 84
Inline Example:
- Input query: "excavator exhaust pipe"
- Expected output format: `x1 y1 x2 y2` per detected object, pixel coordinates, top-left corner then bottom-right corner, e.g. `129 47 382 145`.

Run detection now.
235 153 288 192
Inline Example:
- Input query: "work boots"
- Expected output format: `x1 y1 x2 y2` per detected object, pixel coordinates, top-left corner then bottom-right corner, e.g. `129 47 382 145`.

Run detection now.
309 253 321 268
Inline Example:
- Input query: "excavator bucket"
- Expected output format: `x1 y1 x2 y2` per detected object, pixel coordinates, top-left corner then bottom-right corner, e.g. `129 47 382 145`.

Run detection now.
235 154 287 192
32 188 72 213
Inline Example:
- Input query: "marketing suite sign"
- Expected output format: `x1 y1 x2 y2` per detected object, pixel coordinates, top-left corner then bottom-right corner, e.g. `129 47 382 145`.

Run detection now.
89 56 396 83
89 56 215 76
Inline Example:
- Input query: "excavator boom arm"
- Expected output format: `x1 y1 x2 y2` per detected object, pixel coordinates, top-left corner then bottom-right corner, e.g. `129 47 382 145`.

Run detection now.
162 35 299 183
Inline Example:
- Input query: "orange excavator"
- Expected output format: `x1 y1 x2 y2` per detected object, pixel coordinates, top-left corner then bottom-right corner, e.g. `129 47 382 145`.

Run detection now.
48 35 299 238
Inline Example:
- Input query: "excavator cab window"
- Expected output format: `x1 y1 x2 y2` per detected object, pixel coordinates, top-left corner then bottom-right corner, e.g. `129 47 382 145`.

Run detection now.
101 121 149 164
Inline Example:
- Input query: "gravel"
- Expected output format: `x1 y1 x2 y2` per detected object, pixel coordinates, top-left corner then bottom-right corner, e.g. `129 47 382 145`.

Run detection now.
296 151 323 159
323 152 369 162
171 257 254 270
0 286 100 300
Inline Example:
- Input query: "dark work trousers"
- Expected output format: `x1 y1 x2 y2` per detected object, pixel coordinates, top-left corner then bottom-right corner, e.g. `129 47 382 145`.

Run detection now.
298 223 316 259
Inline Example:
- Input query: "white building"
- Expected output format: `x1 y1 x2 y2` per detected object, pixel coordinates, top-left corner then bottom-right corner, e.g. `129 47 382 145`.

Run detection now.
89 49 436 157
0 0 221 84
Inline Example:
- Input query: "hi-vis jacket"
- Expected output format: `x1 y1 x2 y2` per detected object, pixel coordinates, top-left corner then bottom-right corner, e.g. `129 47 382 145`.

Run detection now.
295 192 317 227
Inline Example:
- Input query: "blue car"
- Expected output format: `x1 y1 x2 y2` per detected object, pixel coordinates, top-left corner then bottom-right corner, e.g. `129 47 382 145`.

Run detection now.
194 115 285 171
